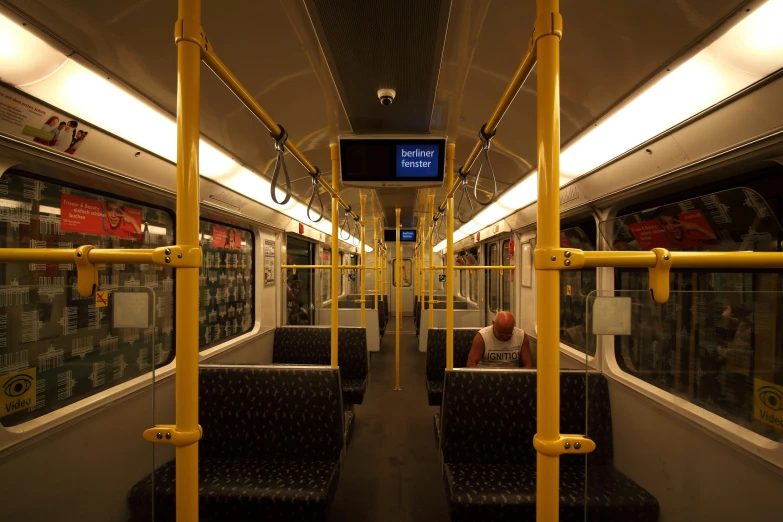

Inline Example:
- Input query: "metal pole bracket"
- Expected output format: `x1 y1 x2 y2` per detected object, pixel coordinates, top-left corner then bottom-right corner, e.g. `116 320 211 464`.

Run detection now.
152 245 203 268
533 247 585 270
649 247 672 304
75 245 98 298
534 11 563 43
143 424 203 447
533 434 595 457
174 18 208 51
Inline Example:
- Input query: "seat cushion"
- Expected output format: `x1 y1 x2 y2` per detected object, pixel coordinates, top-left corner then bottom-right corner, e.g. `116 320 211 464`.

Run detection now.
443 462 659 522
342 378 367 405
129 457 341 522
426 379 443 406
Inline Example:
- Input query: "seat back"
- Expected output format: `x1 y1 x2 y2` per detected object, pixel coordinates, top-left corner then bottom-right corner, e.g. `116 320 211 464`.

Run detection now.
440 369 613 467
199 365 344 461
273 326 368 383
425 328 479 383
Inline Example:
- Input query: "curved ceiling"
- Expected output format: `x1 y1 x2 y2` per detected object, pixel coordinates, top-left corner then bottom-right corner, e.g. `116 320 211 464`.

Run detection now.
3 0 747 235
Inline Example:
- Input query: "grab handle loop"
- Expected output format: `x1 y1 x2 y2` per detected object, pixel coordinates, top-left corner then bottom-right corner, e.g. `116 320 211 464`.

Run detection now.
270 125 292 206
456 170 475 224
472 123 498 206
340 207 352 240
353 219 360 246
307 168 324 223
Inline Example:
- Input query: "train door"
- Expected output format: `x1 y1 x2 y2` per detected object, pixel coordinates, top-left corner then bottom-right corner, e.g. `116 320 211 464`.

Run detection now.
485 240 500 323
349 253 359 295
285 236 314 325
484 236 513 323
390 254 414 316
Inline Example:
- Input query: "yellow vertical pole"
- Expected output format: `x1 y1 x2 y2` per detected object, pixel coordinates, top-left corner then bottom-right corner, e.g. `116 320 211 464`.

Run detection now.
395 208 402 390
428 195 435 329
535 0 563 521
374 218 379 310
360 195 366 328
174 0 200 519
445 144 455 369
330 144 340 368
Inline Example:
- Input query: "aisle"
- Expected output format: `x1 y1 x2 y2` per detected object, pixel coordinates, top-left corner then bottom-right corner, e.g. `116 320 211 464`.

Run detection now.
329 316 448 522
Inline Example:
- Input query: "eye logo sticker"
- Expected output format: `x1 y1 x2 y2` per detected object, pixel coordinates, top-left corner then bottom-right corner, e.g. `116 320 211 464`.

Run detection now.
0 368 37 418
754 379 783 430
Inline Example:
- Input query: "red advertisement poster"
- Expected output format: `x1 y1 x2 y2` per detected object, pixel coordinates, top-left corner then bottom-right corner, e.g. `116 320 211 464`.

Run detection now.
60 194 143 239
628 210 718 249
211 225 241 250
560 237 573 248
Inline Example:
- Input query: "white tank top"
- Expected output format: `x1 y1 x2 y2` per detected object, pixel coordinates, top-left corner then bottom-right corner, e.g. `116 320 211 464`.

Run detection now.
478 325 526 368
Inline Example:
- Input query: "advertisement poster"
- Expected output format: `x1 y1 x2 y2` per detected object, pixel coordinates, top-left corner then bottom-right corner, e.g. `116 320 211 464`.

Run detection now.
627 210 718 250
211 225 241 250
60 193 143 239
0 86 93 156
601 188 781 252
264 239 275 257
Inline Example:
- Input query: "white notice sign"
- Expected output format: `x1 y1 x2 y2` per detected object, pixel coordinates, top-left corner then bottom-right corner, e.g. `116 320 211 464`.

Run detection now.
592 297 631 335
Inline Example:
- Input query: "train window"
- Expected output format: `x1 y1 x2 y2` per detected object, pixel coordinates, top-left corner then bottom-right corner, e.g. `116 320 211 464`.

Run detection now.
198 220 254 351
560 225 597 354
469 247 479 302
604 188 783 442
0 170 174 427
457 252 467 297
285 237 313 325
393 259 412 287
502 239 512 311
487 244 499 312
321 248 332 302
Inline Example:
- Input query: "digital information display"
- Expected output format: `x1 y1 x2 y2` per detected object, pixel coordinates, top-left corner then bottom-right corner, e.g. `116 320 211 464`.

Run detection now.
340 137 445 187
384 229 417 242
397 144 440 178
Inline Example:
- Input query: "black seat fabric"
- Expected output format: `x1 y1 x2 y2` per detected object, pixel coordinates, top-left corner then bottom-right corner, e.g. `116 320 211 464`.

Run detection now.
128 366 344 522
273 326 369 405
424 328 479 406
433 412 441 447
439 370 659 522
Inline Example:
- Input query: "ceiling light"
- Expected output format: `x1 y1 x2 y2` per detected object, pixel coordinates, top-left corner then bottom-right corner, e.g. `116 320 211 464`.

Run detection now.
0 14 67 87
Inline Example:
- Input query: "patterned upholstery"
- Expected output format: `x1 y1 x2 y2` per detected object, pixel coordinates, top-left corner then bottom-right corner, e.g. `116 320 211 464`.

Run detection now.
273 327 369 405
433 412 442 447
128 365 344 522
345 410 355 448
424 328 480 406
439 370 659 521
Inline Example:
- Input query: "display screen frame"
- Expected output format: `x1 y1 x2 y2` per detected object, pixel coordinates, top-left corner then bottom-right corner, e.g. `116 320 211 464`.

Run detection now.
339 136 447 188
384 229 417 242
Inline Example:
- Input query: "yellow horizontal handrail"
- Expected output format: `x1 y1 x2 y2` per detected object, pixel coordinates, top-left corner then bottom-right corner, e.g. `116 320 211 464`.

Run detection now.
422 265 512 270
199 32 362 224
0 247 156 264
577 250 783 269
281 264 368 270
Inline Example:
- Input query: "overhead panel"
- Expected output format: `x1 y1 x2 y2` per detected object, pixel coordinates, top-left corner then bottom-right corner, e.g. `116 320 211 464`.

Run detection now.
306 0 451 134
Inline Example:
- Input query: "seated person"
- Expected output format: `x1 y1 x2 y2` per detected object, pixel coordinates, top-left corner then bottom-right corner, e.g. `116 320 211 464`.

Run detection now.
467 311 533 368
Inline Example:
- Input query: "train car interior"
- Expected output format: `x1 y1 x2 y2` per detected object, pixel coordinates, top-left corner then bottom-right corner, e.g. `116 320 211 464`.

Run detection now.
0 0 782 521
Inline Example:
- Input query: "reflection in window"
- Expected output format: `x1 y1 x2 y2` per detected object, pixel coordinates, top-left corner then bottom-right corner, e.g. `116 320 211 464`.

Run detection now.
560 226 597 354
321 249 332 302
198 220 254 351
285 237 313 325
393 259 412 287
502 240 513 311
0 171 174 427
487 244 499 312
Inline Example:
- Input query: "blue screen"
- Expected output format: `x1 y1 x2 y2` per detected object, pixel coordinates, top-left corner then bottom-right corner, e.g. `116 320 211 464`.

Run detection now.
396 144 440 178
400 230 416 242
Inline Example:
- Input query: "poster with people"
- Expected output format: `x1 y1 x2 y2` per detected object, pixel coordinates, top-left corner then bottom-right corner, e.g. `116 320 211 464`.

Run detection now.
60 193 143 239
0 86 92 156
600 188 781 252
211 225 242 250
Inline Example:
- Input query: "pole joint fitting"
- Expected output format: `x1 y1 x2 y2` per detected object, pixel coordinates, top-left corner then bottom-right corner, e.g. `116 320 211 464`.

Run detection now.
649 247 673 303
533 11 563 43
143 424 203 447
174 19 208 51
152 245 203 267
533 434 595 457
533 247 584 270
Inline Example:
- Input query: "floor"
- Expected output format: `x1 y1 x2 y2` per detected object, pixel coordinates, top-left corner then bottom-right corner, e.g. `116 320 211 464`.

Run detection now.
329 316 449 522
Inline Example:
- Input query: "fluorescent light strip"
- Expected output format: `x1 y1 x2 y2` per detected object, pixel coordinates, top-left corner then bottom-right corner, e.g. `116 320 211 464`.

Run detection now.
0 12 371 252
436 0 783 252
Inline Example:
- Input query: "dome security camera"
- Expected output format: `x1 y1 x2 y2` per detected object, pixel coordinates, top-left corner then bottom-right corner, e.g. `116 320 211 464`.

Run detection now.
377 88 396 106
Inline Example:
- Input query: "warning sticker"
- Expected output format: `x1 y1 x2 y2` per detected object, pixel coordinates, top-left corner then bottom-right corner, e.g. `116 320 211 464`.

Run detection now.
1 368 37 418
565 285 572 296
95 291 109 307
753 378 783 430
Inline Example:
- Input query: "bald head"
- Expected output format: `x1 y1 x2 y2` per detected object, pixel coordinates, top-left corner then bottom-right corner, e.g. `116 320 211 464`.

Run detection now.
492 311 516 341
